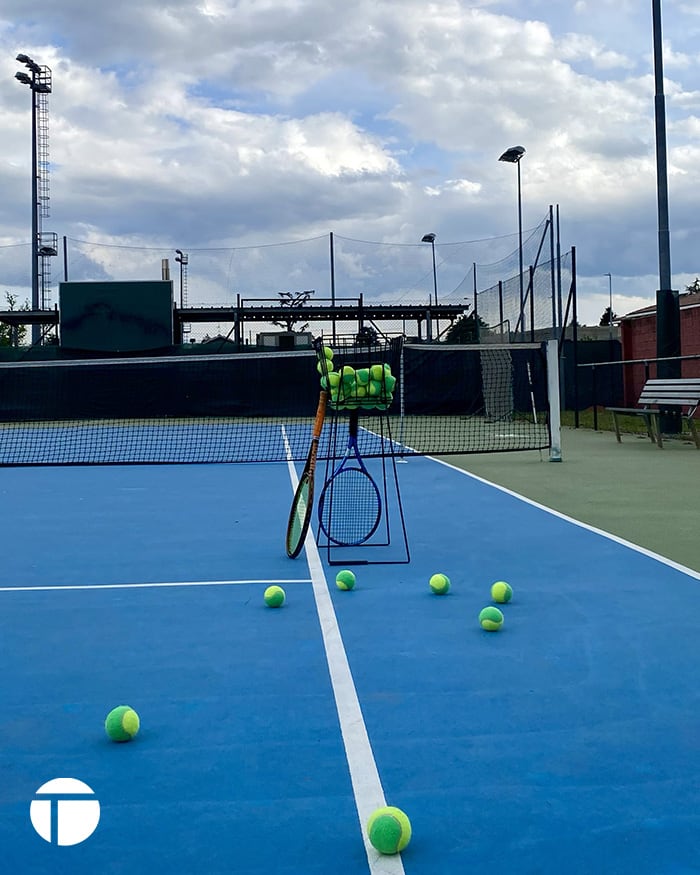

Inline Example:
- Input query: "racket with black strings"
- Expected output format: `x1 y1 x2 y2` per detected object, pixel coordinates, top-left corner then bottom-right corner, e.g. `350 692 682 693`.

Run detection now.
285 390 328 558
318 408 382 546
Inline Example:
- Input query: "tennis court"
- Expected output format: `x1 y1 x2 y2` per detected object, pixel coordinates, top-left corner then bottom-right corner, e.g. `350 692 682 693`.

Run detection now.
2 425 700 874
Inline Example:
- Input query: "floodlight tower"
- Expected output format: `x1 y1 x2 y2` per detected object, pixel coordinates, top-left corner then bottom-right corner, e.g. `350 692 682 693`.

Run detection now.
499 145 526 340
15 53 55 344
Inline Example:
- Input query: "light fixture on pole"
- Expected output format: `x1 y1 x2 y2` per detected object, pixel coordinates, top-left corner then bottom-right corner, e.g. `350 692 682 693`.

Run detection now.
421 232 438 340
174 249 188 309
498 145 526 339
604 272 613 339
15 53 52 346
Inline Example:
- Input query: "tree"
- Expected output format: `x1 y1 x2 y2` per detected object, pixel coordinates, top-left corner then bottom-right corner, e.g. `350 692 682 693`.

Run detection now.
0 293 29 347
271 290 314 333
599 305 617 327
444 311 487 343
685 277 700 294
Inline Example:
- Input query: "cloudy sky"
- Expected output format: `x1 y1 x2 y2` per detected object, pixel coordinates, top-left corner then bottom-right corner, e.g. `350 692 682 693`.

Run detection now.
1 0 699 329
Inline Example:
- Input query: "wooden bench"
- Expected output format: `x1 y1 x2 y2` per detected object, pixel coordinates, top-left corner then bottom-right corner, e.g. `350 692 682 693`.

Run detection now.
606 378 700 449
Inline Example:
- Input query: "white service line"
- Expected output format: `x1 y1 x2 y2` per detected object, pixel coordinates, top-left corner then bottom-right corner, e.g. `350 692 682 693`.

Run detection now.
0 579 311 593
284 436 406 875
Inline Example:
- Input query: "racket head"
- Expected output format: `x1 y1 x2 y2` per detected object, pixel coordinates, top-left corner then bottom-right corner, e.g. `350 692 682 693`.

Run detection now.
285 390 328 559
286 471 314 558
318 465 382 547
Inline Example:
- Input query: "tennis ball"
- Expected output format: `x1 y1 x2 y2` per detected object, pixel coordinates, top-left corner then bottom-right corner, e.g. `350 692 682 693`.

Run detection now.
367 806 412 855
327 372 341 388
368 380 382 397
384 374 397 393
491 581 513 603
264 585 285 608
356 368 370 385
370 364 384 381
105 705 140 742
429 573 450 595
336 570 356 591
323 346 334 360
479 606 504 631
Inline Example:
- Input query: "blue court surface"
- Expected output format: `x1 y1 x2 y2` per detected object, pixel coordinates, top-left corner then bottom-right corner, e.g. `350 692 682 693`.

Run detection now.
1 455 699 874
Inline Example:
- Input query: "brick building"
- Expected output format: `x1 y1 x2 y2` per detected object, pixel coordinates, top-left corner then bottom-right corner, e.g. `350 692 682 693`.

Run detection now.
618 291 700 404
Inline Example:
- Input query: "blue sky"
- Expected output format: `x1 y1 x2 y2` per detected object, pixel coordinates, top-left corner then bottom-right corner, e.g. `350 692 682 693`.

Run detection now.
1 0 699 327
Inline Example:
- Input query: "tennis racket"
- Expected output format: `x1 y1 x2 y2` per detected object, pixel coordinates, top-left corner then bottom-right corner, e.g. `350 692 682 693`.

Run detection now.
285 390 328 559
318 409 382 546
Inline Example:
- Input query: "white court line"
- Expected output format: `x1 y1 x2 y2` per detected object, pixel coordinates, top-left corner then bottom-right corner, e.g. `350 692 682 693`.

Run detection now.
283 425 406 875
0 578 311 593
433 455 700 580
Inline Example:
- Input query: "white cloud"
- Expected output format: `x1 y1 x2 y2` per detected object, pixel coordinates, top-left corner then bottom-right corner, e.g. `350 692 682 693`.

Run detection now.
1 0 698 326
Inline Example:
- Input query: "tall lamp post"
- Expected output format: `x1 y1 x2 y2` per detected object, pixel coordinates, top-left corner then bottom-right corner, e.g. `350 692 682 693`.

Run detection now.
421 232 438 340
15 53 52 346
174 249 188 309
604 273 613 340
652 0 680 438
498 145 526 339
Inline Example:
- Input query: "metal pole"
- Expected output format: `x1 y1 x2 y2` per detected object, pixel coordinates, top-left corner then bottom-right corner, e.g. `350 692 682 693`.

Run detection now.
431 239 438 339
605 273 613 340
652 0 681 433
517 159 524 341
30 72 39 345
329 231 336 344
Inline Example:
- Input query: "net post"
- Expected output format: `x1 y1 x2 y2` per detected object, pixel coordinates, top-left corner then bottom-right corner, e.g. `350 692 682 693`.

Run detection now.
546 338 562 461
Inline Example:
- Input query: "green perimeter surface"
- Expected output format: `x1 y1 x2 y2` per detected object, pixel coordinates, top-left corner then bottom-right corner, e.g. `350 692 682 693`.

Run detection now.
445 426 699 573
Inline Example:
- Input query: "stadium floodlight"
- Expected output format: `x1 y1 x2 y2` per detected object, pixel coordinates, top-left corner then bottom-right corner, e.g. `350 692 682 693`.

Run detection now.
421 233 439 340
499 145 526 339
15 51 53 343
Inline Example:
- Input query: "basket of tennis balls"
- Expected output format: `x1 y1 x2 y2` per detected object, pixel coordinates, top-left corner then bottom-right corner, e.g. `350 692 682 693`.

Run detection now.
316 345 397 411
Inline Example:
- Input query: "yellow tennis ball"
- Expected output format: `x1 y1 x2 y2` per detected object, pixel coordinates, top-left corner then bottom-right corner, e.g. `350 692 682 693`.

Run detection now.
368 380 382 396
367 806 412 855
323 346 334 360
370 364 384 381
327 372 341 388
429 573 450 595
105 705 140 742
479 606 504 631
316 359 329 375
264 585 285 608
491 581 513 603
335 570 356 591
356 368 370 385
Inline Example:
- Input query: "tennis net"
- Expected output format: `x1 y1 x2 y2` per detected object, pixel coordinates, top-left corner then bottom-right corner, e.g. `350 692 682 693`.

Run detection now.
0 340 560 465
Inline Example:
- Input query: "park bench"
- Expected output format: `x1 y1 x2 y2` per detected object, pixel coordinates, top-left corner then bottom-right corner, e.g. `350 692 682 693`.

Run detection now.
606 378 700 448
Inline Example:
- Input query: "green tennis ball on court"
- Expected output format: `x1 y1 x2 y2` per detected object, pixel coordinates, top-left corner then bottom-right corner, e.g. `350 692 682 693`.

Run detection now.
323 346 334 360
335 570 356 590
367 806 412 855
491 581 513 603
264 585 285 608
105 705 140 742
479 606 504 631
356 368 370 385
429 573 450 595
